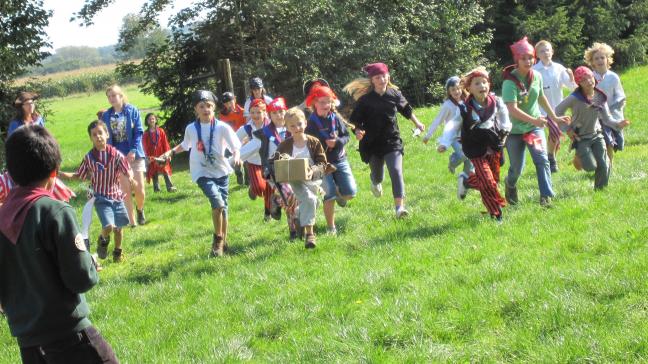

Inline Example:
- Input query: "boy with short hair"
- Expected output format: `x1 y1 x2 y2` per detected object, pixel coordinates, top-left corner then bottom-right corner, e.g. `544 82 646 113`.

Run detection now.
163 90 242 257
0 125 118 363
533 40 576 172
61 120 133 263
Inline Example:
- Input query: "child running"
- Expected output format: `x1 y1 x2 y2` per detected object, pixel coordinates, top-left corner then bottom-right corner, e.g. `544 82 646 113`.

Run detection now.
455 68 512 221
237 99 273 220
554 66 630 189
423 76 473 175
163 90 241 257
304 85 356 235
61 120 134 263
584 42 627 162
142 113 176 193
533 40 577 172
272 108 332 248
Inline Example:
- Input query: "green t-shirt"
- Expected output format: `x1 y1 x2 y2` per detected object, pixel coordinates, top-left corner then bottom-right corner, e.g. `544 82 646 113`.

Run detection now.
502 69 544 134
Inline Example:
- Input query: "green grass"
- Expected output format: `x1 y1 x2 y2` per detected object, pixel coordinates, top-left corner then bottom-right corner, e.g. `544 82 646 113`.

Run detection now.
2 69 648 362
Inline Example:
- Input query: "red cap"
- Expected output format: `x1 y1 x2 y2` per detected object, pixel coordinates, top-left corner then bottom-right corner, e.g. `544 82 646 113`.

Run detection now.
267 97 288 112
305 86 338 108
363 62 389 77
250 99 267 110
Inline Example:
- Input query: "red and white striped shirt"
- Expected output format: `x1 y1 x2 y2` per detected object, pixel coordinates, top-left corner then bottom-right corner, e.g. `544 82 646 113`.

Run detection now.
0 171 14 203
76 145 129 201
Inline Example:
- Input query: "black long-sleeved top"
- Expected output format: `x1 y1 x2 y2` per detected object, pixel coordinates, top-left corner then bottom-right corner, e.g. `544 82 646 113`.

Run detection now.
305 112 350 163
349 88 413 163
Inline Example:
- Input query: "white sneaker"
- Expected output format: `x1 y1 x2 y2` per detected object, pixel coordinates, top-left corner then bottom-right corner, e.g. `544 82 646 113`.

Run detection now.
457 172 469 200
326 226 338 236
370 181 383 198
395 206 409 218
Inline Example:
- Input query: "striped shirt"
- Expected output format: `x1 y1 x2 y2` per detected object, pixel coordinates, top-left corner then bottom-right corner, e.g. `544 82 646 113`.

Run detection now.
0 171 14 203
76 145 129 201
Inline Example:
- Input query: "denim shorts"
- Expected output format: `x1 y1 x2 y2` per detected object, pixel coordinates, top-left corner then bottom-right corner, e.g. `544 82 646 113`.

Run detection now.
197 176 229 211
94 195 129 228
322 159 357 201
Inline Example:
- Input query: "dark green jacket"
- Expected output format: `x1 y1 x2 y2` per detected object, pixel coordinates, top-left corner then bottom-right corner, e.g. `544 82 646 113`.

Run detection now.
0 197 98 347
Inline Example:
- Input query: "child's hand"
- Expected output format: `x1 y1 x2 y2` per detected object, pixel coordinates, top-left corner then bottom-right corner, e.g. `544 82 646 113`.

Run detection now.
619 119 631 128
232 157 242 167
531 116 548 128
414 121 425 132
58 171 76 179
127 151 136 163
437 145 447 153
355 129 365 141
556 115 571 125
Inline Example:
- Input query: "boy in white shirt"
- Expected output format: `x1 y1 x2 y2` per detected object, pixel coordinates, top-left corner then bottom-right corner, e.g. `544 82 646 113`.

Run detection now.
533 40 576 173
164 90 241 257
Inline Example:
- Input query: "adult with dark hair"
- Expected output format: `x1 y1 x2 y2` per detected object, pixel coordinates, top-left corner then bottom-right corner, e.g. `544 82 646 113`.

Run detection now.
243 77 273 119
0 125 118 364
102 84 147 226
7 92 45 137
344 62 425 218
501 37 570 207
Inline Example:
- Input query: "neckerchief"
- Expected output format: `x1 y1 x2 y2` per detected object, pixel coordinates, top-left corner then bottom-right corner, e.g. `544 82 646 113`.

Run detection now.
194 118 216 165
502 65 534 104
308 112 338 140
263 123 287 146
0 186 54 245
571 87 608 111
88 145 117 172
465 94 496 124
148 127 160 149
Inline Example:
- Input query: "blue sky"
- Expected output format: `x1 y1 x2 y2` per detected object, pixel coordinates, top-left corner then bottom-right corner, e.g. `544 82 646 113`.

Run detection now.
44 0 194 50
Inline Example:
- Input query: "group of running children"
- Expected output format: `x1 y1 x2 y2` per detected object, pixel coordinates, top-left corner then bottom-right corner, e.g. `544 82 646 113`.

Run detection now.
1 39 631 263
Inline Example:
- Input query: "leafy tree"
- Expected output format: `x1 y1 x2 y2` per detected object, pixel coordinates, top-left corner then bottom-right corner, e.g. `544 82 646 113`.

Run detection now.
0 0 51 144
116 13 170 60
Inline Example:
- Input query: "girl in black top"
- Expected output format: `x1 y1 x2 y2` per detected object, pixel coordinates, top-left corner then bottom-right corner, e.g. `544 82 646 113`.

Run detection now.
344 62 425 218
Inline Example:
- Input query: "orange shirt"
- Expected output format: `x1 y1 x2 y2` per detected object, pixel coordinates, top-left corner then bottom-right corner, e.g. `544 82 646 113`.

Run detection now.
219 104 246 131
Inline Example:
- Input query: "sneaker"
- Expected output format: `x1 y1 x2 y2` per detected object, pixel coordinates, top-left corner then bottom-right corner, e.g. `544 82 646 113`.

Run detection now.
395 206 409 218
549 156 558 173
505 179 518 205
209 234 225 257
492 214 503 224
326 226 338 236
304 234 317 249
264 208 272 222
167 186 177 192
457 173 469 200
248 187 257 200
153 185 161 193
370 181 383 198
112 248 123 263
540 196 552 207
335 188 348 207
96 235 110 259
137 209 146 225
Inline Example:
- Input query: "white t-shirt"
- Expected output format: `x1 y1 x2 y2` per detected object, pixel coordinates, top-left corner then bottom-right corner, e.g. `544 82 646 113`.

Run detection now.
236 121 265 165
594 70 626 119
533 60 576 114
423 99 462 142
180 120 241 182
291 143 313 165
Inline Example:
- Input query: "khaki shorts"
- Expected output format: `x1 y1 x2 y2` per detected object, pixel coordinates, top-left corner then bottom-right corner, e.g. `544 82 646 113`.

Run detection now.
129 157 146 173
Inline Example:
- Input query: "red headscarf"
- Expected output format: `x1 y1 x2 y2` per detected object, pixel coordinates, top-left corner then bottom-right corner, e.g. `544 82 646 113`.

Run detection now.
574 66 594 85
510 36 535 62
363 62 389 77
267 97 287 112
250 98 267 111
305 86 338 108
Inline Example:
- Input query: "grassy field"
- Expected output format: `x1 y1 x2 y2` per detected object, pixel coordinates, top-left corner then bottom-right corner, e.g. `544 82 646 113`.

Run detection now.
2 69 648 362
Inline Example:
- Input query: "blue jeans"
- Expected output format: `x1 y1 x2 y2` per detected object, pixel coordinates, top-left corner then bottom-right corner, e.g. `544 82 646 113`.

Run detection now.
449 139 473 174
197 176 229 215
505 129 554 198
94 195 129 228
322 159 357 201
